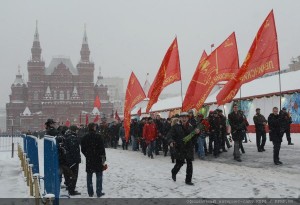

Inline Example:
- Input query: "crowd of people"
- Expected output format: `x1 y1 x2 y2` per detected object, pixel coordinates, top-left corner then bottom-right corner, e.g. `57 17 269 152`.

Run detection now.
40 105 294 195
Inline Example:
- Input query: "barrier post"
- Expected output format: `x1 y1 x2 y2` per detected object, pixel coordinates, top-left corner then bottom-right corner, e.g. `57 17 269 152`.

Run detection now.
29 164 34 196
33 174 40 205
26 158 30 186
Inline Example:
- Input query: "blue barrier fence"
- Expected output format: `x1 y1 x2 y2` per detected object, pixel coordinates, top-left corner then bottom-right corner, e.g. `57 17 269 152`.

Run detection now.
44 136 60 205
22 134 27 154
26 135 40 174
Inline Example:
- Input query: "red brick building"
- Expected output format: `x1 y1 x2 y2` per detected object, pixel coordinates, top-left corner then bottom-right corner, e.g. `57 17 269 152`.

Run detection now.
6 24 113 132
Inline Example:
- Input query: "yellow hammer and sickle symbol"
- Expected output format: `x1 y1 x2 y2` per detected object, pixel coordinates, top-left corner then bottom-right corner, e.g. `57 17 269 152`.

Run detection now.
200 60 210 71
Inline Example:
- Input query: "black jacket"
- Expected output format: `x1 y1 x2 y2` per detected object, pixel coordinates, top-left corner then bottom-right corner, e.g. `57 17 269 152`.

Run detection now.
81 130 106 173
279 111 292 130
228 112 245 132
64 130 81 167
45 127 59 136
167 122 196 160
268 113 282 142
253 114 267 132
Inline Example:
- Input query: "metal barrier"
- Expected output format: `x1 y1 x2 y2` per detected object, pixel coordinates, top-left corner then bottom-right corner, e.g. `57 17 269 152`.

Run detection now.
26 135 40 174
44 136 60 205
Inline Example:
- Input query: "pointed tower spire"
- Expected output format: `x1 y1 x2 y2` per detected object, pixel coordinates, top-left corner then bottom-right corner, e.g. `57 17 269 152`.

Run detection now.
80 23 90 62
31 20 42 61
34 20 39 42
83 23 88 44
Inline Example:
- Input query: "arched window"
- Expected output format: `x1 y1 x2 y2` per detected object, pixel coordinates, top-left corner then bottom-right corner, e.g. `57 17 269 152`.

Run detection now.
60 91 64 100
33 91 39 100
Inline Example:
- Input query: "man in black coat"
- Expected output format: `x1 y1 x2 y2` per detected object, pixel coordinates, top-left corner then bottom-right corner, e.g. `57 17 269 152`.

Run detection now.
209 110 221 158
253 108 267 152
81 123 106 197
228 104 245 162
63 125 81 195
268 107 283 165
167 112 200 185
279 107 294 145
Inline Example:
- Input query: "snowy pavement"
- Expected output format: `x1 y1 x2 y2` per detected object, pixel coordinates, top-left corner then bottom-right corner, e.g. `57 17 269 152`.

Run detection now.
0 134 299 199
72 134 300 198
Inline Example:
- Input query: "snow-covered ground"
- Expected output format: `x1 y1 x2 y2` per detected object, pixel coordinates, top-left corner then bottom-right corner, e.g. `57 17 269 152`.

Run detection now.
0 134 299 199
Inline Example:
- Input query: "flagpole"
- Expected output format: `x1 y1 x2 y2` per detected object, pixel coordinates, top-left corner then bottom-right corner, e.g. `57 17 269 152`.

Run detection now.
279 69 282 109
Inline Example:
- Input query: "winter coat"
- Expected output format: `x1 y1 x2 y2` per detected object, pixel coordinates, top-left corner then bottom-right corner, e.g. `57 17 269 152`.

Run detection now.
279 111 292 130
63 130 81 167
167 122 195 160
119 126 125 140
143 123 158 143
228 112 245 132
268 113 282 142
253 114 267 132
81 130 106 173
45 127 59 136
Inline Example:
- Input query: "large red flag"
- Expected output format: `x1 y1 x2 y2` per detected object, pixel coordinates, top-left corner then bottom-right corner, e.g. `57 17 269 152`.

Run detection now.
115 110 121 121
146 38 181 113
124 72 146 141
217 11 279 105
94 95 101 109
182 32 239 111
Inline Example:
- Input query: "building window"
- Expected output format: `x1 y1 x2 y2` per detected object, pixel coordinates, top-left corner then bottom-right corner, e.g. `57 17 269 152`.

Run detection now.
53 91 57 100
33 91 39 100
66 90 70 100
60 91 64 100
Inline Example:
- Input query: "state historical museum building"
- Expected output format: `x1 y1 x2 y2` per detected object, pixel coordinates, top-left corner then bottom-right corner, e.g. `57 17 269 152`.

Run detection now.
6 24 113 132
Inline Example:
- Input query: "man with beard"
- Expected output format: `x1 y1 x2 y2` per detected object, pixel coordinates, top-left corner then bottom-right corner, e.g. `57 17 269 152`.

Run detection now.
168 112 200 185
253 108 267 152
228 104 245 162
268 107 283 165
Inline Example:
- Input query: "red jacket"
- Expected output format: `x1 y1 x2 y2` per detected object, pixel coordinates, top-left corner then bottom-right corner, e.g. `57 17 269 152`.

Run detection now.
143 123 158 142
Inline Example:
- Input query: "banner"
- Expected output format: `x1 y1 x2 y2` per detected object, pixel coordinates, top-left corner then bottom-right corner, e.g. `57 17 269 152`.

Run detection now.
182 32 239 111
147 38 181 112
217 10 279 105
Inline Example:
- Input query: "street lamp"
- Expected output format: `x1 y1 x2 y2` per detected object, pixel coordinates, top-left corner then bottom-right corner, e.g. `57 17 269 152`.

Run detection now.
9 118 14 158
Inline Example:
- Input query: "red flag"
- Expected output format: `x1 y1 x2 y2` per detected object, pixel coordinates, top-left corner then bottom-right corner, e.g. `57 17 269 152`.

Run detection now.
137 108 142 117
115 111 121 121
94 96 101 109
93 114 99 123
146 38 181 113
124 72 146 141
79 113 82 124
85 114 89 125
182 32 239 111
65 119 70 127
217 10 279 105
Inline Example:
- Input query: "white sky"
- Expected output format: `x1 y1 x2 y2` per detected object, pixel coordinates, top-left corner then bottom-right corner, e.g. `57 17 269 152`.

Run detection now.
1 0 300 106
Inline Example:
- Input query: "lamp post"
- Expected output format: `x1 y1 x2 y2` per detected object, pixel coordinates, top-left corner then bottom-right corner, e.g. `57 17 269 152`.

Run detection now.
10 118 14 158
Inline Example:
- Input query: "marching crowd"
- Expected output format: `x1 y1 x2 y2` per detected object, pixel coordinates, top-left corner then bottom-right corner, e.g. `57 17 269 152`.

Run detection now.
40 105 294 195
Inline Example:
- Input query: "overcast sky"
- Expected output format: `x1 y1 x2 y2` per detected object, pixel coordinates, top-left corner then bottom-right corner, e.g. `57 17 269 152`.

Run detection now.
1 0 300 107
